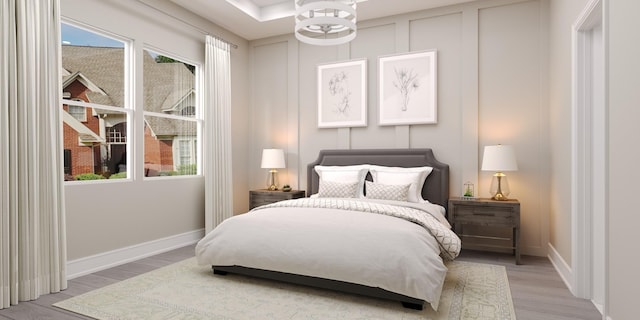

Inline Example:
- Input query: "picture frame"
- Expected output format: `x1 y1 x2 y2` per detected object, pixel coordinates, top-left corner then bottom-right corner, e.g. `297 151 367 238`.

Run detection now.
378 50 437 125
317 59 367 128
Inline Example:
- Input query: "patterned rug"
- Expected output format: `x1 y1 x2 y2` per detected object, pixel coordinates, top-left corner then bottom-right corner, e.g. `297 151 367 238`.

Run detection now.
54 258 516 320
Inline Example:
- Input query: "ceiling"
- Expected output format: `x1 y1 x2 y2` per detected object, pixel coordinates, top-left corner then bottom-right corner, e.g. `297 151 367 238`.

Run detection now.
169 0 479 41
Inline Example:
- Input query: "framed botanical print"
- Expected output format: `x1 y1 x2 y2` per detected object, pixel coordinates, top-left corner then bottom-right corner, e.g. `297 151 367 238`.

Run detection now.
378 50 437 125
317 59 367 128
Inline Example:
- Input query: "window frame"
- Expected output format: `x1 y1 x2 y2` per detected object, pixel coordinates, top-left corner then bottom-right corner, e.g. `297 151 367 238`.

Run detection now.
142 46 203 179
68 101 87 122
60 20 203 183
61 20 132 184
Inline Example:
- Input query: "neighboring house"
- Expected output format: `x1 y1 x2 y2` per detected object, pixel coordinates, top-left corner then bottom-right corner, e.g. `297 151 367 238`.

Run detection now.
61 45 196 178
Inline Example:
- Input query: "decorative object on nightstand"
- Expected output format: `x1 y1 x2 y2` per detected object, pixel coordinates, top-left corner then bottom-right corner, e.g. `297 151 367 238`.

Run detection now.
463 181 475 199
448 197 521 265
249 189 305 210
282 184 292 192
481 145 518 201
261 149 286 191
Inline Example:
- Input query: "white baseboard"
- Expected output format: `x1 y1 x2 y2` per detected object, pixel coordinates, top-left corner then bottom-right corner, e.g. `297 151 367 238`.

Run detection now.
548 244 609 319
67 229 204 280
592 300 604 315
547 243 574 294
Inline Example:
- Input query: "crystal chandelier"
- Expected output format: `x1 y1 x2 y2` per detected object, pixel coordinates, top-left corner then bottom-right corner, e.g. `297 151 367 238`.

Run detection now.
294 0 357 46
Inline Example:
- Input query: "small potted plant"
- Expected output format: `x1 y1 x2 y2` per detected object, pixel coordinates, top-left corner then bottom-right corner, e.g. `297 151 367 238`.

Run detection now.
463 181 474 199
282 184 292 192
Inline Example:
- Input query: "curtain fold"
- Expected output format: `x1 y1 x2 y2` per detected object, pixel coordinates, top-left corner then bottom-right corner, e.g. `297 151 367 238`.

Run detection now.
0 0 67 309
204 36 233 233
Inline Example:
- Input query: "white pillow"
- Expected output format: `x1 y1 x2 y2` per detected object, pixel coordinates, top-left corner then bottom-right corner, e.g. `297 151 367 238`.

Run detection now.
368 165 433 203
317 180 359 198
314 165 369 198
364 181 410 202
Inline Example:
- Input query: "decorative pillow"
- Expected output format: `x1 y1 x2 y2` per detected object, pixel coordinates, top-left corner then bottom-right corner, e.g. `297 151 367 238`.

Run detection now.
368 165 433 203
317 180 359 198
364 181 410 202
314 165 369 198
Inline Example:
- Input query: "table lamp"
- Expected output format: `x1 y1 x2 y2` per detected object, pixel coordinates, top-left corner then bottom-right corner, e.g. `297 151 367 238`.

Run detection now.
261 149 286 191
481 145 518 200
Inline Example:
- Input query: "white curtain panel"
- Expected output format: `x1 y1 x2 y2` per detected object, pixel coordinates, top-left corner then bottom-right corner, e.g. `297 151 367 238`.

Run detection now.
0 0 67 309
204 36 233 233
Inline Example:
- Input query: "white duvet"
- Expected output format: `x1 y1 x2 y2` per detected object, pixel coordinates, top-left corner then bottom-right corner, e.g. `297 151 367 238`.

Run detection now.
195 198 460 311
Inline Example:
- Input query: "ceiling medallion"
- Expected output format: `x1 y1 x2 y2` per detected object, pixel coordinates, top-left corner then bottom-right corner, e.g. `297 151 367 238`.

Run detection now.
294 0 357 46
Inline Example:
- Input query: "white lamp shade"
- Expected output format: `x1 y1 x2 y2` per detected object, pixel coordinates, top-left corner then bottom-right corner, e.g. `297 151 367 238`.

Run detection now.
261 149 286 169
481 145 518 172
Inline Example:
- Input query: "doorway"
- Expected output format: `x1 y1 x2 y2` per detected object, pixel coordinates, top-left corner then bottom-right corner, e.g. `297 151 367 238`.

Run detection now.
572 0 605 316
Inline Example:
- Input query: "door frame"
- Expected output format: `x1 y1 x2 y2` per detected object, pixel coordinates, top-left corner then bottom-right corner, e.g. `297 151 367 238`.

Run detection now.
571 0 606 317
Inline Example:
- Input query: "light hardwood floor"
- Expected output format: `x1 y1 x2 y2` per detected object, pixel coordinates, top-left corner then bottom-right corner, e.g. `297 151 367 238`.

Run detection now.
458 250 602 320
0 246 602 320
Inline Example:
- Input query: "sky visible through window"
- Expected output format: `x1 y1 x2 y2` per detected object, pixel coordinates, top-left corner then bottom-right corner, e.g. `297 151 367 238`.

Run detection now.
61 23 124 47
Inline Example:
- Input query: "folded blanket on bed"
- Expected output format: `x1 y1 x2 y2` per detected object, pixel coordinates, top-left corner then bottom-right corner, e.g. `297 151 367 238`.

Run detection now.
254 198 461 260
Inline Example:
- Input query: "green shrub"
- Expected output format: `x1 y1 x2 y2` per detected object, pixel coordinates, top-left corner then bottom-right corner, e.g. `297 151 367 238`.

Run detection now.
74 173 105 181
109 172 127 179
177 164 197 175
158 171 177 176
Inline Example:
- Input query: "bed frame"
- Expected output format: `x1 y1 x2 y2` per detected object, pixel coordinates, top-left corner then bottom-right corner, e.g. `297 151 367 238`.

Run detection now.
213 148 450 310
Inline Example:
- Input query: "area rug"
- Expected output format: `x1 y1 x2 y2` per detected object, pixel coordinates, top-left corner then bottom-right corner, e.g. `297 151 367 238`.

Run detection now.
54 258 516 320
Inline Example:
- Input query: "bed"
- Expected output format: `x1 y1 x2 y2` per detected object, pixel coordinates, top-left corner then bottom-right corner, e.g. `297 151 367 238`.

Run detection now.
195 148 460 311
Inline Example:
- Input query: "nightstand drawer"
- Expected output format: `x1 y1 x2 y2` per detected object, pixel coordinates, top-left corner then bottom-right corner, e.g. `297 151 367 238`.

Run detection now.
454 205 515 227
249 190 305 210
255 193 289 202
455 205 515 218
454 213 514 227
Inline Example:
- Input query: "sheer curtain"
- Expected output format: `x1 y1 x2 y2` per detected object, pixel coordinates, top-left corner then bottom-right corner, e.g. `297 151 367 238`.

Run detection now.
204 36 233 233
0 0 67 309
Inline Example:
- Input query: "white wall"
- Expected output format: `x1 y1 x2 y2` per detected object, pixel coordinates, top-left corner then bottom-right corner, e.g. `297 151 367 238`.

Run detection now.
477 0 550 256
548 1 639 318
61 0 251 261
248 0 550 256
548 0 591 271
607 1 640 318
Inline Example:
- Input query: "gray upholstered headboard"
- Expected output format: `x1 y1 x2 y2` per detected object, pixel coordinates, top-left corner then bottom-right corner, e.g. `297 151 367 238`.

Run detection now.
306 149 450 211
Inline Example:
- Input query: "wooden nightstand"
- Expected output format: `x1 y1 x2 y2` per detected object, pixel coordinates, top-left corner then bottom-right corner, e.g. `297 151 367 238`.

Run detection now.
448 197 521 264
249 189 306 210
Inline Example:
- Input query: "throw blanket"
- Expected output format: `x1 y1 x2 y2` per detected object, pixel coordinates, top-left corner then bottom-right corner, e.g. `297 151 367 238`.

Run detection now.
255 198 461 260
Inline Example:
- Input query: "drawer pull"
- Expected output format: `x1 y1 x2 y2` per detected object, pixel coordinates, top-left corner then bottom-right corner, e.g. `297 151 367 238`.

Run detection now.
474 213 495 217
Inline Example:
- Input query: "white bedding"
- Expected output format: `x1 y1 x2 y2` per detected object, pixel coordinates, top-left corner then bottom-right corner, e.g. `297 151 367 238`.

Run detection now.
195 198 460 311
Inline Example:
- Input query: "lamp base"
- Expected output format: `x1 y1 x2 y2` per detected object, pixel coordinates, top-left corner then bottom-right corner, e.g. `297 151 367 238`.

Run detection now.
491 192 509 201
267 169 279 191
489 173 511 201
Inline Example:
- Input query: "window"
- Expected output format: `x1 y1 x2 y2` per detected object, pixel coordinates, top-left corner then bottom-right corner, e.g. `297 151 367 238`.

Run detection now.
107 123 127 144
143 49 200 177
60 23 201 182
180 106 196 117
61 22 129 181
68 104 86 121
63 149 72 177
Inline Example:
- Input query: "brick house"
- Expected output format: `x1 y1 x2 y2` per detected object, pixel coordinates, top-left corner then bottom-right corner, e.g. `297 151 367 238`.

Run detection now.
61 45 196 178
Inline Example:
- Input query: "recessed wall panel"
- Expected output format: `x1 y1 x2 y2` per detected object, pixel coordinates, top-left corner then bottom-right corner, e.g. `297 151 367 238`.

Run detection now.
479 0 546 251
409 13 463 196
